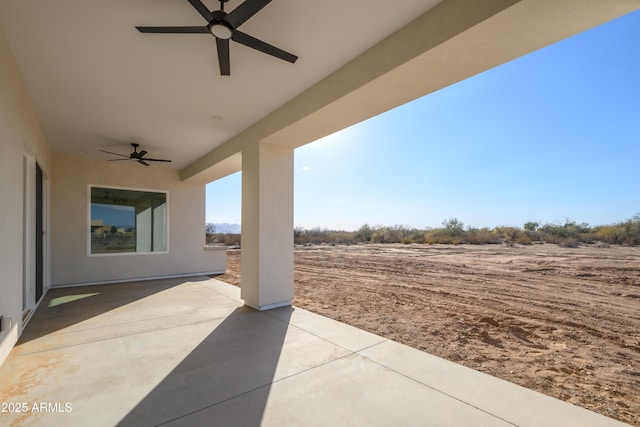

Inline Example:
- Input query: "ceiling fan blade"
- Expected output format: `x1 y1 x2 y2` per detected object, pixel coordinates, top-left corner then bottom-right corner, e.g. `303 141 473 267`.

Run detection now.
99 149 129 158
138 150 148 158
216 37 231 75
138 159 151 166
226 0 272 29
187 0 214 22
141 158 172 163
108 159 130 162
232 31 297 63
136 26 209 34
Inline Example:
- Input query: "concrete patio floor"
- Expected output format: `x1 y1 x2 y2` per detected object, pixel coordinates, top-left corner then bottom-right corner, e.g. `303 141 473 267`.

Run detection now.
0 277 628 426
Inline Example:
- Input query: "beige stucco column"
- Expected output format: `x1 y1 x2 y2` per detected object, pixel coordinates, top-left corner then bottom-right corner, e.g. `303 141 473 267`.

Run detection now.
240 141 294 310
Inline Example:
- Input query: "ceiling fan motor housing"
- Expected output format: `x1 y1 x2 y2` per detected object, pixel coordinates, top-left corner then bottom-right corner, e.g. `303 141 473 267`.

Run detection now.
210 10 233 39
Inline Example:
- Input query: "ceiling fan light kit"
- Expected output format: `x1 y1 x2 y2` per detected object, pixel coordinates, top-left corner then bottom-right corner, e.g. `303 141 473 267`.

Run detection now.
136 0 298 76
210 22 233 39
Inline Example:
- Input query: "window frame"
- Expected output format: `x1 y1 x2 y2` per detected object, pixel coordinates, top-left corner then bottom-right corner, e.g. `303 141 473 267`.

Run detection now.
87 184 169 256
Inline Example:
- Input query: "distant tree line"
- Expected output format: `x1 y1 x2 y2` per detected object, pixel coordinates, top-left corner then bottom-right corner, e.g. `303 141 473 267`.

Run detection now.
207 214 640 247
293 215 640 247
205 223 241 246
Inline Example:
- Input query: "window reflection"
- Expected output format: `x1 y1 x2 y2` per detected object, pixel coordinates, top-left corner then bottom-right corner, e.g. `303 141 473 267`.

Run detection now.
90 187 167 254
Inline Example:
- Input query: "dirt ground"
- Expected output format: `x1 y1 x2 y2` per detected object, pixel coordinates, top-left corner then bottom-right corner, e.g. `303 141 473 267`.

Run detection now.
217 243 640 425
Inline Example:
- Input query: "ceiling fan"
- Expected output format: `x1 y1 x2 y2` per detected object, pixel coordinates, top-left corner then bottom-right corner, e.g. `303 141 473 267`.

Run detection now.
99 143 172 167
135 0 298 76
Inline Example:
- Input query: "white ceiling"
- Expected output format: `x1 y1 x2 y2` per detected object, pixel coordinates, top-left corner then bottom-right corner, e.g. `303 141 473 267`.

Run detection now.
0 0 441 169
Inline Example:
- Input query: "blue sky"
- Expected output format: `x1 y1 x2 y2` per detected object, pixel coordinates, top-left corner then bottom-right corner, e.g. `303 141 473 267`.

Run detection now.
206 11 640 231
92 204 135 228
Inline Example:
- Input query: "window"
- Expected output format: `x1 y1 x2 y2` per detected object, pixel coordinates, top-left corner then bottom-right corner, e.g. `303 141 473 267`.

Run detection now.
90 186 168 254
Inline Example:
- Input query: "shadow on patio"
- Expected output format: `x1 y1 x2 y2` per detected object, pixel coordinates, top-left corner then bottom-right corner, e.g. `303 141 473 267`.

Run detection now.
119 305 290 426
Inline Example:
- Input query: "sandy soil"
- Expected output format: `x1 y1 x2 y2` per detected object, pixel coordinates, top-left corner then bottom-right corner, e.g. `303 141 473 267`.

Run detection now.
217 243 640 425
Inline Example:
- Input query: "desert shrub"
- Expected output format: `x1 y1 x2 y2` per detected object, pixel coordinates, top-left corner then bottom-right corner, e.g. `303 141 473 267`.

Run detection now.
501 227 522 245
388 224 411 242
424 228 453 244
524 229 544 242
355 224 374 242
533 214 639 246
536 219 599 246
593 225 623 244
363 225 413 243
591 214 640 245
521 222 543 242
424 223 507 245
578 232 596 244
207 233 241 246
328 231 359 244
370 228 391 243
558 238 580 248
465 227 501 245
225 234 242 245
294 227 358 245
542 233 560 244
620 214 640 245
423 231 439 245
293 226 305 240
408 228 426 242
442 218 465 237
423 219 468 244
516 233 533 245
541 219 590 240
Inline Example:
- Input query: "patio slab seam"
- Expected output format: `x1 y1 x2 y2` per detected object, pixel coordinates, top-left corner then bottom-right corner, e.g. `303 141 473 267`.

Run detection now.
263 309 388 353
156 349 364 426
355 342 520 427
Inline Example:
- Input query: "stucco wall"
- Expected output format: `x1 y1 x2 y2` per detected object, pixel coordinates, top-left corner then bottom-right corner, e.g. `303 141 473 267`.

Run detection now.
0 30 52 365
51 155 225 286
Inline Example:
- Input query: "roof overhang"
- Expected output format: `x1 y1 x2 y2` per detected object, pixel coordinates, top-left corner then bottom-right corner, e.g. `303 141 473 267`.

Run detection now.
181 0 640 183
